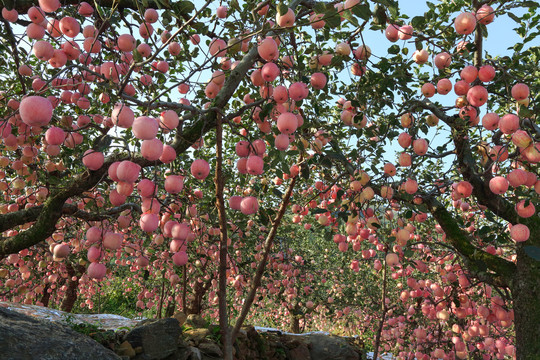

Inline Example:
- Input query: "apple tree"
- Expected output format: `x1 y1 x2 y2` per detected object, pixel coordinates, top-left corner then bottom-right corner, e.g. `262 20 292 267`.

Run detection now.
0 0 539 359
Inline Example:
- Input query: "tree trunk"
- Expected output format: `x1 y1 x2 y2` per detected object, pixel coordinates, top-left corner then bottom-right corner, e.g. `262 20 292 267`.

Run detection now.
165 296 176 318
215 112 233 360
372 254 388 360
231 177 297 342
512 247 540 360
186 278 212 315
40 283 51 307
290 304 300 334
60 263 85 313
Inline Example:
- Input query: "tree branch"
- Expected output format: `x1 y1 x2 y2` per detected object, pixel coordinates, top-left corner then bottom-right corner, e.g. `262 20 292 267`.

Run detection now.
412 99 521 225
231 176 297 342
421 195 516 287
61 202 141 221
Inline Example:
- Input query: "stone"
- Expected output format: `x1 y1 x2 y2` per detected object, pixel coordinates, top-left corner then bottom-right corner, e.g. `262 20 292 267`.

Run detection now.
284 336 311 360
0 306 120 360
172 312 187 326
188 347 202 360
307 334 360 360
198 341 223 358
116 341 136 357
185 314 207 328
289 343 311 360
125 318 180 360
184 328 210 343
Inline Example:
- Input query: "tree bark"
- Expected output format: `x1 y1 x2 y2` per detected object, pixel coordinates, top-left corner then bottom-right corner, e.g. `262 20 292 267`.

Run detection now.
40 283 51 308
290 303 301 334
372 253 388 360
60 263 86 313
186 277 213 315
512 239 540 360
215 113 233 360
231 176 297 342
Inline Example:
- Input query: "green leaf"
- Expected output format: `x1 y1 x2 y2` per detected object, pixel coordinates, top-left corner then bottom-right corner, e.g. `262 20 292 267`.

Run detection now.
411 16 424 28
272 188 283 198
325 10 341 28
325 151 347 162
92 135 113 152
484 210 496 223
478 226 490 236
351 4 371 21
259 103 274 120
522 1 539 7
320 156 332 168
337 211 348 222
278 3 288 16
371 4 387 26
521 1 538 7
342 11 359 27
388 44 400 54
259 208 269 226
174 1 195 15
324 231 333 241
524 246 540 262
518 107 533 118
314 3 327 14
311 208 328 214
507 12 521 23
301 163 310 179
230 0 241 12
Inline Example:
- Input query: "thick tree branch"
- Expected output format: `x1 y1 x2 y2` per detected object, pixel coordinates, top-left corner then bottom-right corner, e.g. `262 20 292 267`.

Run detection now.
215 111 232 360
0 193 69 256
367 182 516 287
0 206 43 233
122 95 200 113
2 19 26 94
231 176 297 342
412 99 521 225
0 202 140 233
421 195 516 287
61 203 141 221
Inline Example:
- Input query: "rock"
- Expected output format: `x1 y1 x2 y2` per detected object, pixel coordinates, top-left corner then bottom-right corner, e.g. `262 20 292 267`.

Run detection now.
188 347 202 360
307 334 360 360
116 341 136 358
0 306 120 360
284 336 311 360
125 318 180 360
184 328 210 344
185 314 207 328
172 312 187 326
290 344 311 360
198 341 223 358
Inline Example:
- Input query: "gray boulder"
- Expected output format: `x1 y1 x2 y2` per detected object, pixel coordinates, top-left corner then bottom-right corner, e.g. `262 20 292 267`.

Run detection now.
307 334 360 360
0 306 120 360
125 317 181 360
